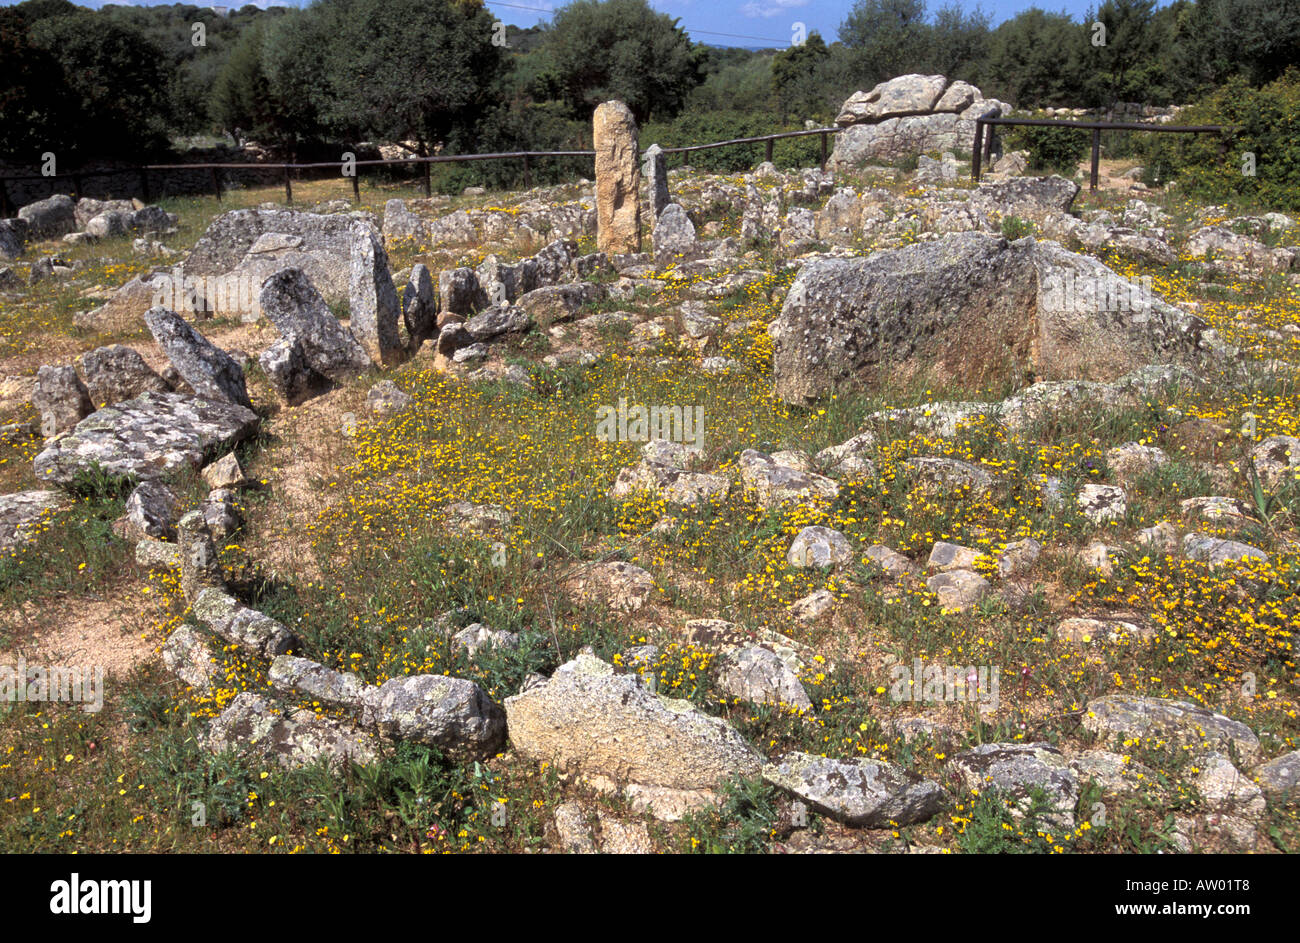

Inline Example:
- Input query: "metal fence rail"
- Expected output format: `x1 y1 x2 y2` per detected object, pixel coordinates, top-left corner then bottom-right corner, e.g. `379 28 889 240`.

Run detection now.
0 128 847 214
0 115 1236 213
972 116 1232 190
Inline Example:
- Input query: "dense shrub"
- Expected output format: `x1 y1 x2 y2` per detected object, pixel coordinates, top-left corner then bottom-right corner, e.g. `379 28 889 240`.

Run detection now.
1140 71 1300 210
1004 118 1090 174
643 111 823 175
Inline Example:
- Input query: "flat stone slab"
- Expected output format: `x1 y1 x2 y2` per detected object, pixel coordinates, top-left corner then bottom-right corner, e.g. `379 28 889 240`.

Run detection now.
764 752 945 826
1082 695 1261 763
33 391 259 486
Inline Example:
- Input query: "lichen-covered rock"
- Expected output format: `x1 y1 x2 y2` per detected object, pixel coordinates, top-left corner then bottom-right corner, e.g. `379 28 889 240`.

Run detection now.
144 307 252 410
124 480 177 540
1069 749 1153 796
268 654 367 705
161 626 217 692
593 101 642 255
925 569 990 612
191 588 296 659
998 537 1041 577
1182 533 1268 566
32 365 93 436
788 589 836 622
764 752 945 826
864 544 916 577
947 742 1079 828
505 653 762 819
206 692 376 770
438 267 488 317
652 203 696 264
1194 753 1265 818
134 536 180 569
359 674 506 759
740 449 839 508
202 488 241 540
78 345 170 409
1083 695 1261 763
33 391 260 486
1251 750 1300 802
716 646 812 711
19 194 76 239
0 490 63 552
1251 435 1300 489
1077 483 1127 523
366 379 414 417
928 541 982 572
259 337 326 406
258 267 371 380
348 222 404 366
401 263 437 349
771 232 1213 405
787 525 854 568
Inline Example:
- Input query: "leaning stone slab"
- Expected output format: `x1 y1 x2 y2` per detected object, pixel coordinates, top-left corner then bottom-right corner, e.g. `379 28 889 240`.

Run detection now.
161 626 218 692
764 752 945 826
33 392 259 487
1082 695 1261 763
144 307 252 409
348 223 404 366
258 267 372 380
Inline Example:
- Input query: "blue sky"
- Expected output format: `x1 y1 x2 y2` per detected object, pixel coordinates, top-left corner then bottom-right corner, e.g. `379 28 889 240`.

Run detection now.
8 1 1146 47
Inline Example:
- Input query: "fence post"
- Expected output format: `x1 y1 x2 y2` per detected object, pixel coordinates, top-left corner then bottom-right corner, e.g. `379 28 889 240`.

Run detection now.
210 167 222 203
764 137 774 164
983 121 995 164
351 171 360 203
819 132 827 172
284 165 293 204
971 121 984 182
422 159 431 197
1090 127 1101 191
523 154 531 189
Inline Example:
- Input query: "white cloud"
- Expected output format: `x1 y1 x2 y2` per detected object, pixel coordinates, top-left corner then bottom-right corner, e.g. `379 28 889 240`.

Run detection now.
739 0 810 19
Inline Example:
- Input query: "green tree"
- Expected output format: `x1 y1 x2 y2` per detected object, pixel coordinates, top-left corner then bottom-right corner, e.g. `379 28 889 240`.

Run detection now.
838 0 931 85
772 32 829 121
1083 0 1163 106
928 3 991 81
27 11 173 159
305 0 505 150
543 0 704 122
984 8 1090 108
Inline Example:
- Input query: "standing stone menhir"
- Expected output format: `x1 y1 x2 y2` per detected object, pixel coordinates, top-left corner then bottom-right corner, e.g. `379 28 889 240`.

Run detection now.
593 101 642 255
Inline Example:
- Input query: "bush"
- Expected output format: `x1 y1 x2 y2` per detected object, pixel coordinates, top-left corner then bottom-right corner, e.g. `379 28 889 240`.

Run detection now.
643 110 823 175
1004 117 1089 174
1141 70 1300 211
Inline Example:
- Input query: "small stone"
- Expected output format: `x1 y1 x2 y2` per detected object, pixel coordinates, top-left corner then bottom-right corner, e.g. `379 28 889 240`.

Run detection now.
201 453 246 490
1077 483 1126 524
787 526 854 568
928 541 983 572
925 570 990 611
